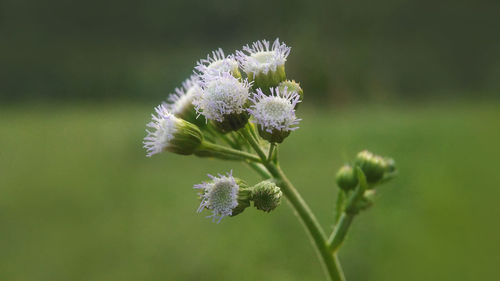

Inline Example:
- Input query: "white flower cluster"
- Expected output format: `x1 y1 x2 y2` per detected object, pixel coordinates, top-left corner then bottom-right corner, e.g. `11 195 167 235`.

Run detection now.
143 39 306 222
144 38 301 158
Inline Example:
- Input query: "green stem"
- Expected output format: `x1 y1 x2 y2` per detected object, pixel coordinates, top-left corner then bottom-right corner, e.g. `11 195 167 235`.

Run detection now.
240 130 345 281
247 162 272 179
239 126 267 160
328 168 368 253
267 143 276 162
328 213 355 253
265 163 345 281
334 190 345 224
195 141 261 163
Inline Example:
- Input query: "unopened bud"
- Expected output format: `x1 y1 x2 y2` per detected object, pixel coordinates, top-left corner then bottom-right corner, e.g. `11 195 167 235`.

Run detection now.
278 80 303 107
355 150 386 184
251 180 282 212
335 165 358 191
384 157 396 173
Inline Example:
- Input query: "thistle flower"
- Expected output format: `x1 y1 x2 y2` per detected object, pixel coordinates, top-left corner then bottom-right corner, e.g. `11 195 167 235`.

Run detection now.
193 71 252 132
194 171 251 223
248 87 301 143
195 48 241 79
143 104 203 157
236 38 290 90
164 75 205 127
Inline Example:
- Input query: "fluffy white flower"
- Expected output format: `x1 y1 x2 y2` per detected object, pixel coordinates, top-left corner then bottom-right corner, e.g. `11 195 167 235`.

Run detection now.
248 87 301 133
236 38 291 77
193 72 252 122
143 105 180 157
165 75 202 116
194 171 240 223
195 48 239 78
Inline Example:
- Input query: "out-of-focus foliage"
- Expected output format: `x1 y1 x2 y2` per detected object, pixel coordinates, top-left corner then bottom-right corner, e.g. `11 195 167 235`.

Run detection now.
1 102 499 281
1 0 499 103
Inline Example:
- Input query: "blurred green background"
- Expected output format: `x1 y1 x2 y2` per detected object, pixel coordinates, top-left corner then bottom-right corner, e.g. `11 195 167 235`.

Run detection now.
1 0 499 280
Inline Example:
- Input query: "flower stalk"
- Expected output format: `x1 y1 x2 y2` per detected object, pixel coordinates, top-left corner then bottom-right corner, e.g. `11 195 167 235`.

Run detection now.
143 38 398 281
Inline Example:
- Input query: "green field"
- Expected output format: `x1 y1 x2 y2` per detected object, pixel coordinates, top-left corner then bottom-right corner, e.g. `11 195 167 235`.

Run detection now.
1 102 499 281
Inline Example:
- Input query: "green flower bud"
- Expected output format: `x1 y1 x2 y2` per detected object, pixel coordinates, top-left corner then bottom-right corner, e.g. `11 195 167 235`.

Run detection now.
144 105 203 157
384 157 396 173
335 165 359 191
354 150 386 184
278 80 303 107
251 180 283 212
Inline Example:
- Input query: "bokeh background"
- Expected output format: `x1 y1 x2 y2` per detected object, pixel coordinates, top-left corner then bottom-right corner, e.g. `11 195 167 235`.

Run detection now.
1 0 499 280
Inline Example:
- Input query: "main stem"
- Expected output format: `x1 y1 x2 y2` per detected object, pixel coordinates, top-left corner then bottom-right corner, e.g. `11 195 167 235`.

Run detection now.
265 163 345 281
241 127 345 281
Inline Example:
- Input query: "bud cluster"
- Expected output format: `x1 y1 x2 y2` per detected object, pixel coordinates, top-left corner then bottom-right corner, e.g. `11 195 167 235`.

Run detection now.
335 150 397 212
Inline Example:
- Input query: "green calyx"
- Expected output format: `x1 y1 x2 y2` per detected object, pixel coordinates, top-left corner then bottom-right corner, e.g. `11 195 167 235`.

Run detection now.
336 165 359 191
251 180 282 212
258 126 291 144
167 120 203 155
248 65 286 91
231 178 252 217
213 112 250 133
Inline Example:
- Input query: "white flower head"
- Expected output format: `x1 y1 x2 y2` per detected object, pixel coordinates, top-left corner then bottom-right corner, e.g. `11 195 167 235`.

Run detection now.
143 105 181 157
236 38 291 76
195 48 240 78
193 72 252 122
248 87 301 133
164 75 202 116
194 171 240 223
